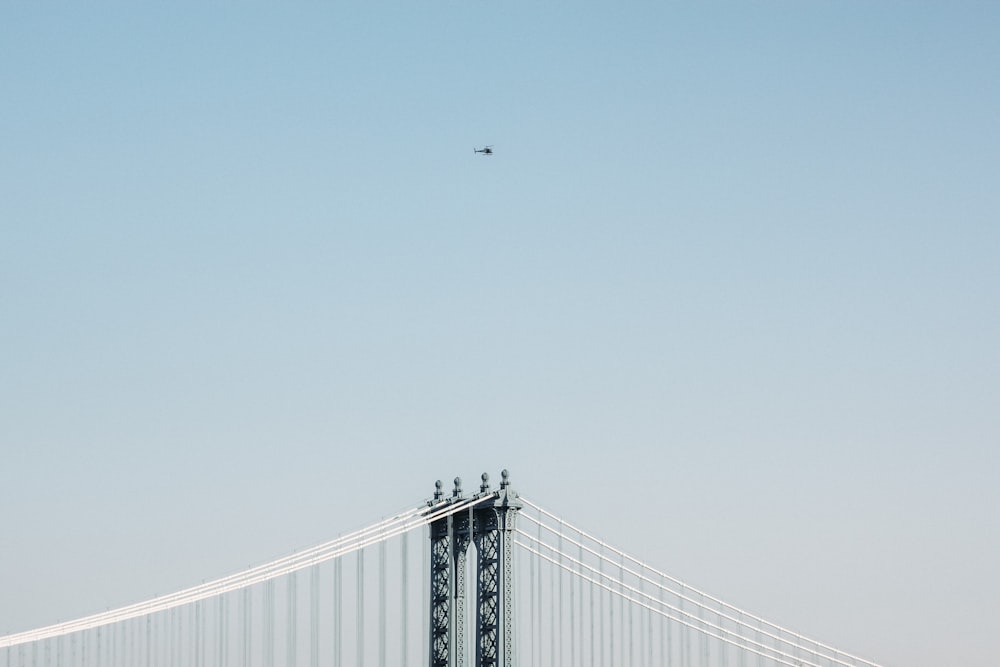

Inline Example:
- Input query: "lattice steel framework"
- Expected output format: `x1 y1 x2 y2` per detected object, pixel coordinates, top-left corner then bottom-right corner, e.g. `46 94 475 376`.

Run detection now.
427 470 521 667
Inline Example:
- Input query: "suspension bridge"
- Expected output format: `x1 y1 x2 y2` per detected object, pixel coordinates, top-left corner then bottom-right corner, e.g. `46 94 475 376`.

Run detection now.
1 470 884 667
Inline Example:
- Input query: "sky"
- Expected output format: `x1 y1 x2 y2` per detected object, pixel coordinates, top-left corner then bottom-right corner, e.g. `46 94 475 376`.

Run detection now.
1 3 998 665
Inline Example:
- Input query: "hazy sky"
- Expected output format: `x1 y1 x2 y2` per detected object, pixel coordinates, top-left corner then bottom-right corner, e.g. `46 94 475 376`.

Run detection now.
2 3 997 666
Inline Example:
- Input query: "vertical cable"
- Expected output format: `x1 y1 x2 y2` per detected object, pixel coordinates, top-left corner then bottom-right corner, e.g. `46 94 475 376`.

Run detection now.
242 588 251 667
700 602 707 667
265 579 274 667
334 557 342 667
588 547 595 667
661 574 668 667
647 595 653 667
197 602 204 667
421 525 429 667
223 595 229 667
612 557 632 667
679 587 687 667
311 565 320 667
598 545 615 665
357 548 365 667
557 520 564 667
720 601 727 667
379 539 386 667
201 601 206 667
288 572 298 667
217 597 224 667
572 532 579 665
638 571 646 667
738 612 746 667
401 531 408 667
577 540 584 667
628 564 634 667
529 526 536 667
190 606 196 667
548 532 558 667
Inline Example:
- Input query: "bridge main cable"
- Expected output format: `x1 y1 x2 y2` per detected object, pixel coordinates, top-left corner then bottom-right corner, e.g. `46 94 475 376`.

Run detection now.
1 493 493 648
520 497 884 667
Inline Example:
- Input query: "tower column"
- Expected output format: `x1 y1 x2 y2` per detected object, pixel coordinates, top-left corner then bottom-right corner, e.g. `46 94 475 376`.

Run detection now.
429 471 520 667
428 482 451 667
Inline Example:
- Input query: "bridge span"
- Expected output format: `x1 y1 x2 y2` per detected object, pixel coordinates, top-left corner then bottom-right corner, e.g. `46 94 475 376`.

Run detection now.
2 470 884 667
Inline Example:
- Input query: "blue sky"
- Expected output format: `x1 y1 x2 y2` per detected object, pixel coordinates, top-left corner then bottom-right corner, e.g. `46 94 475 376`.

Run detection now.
2 4 998 665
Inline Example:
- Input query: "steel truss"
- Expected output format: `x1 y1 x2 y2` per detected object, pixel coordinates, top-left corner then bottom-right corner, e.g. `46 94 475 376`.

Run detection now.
427 471 521 667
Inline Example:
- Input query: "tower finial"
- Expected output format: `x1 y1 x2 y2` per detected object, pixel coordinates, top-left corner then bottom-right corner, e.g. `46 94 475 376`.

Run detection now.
481 472 490 492
453 477 462 497
500 469 510 489
434 479 443 500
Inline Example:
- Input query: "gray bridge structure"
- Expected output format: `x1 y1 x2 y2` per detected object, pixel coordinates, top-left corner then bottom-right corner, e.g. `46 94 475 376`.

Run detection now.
1 468 886 667
428 471 521 667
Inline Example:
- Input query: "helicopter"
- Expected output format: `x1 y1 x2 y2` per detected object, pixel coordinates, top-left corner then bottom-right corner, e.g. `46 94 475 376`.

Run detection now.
474 145 494 155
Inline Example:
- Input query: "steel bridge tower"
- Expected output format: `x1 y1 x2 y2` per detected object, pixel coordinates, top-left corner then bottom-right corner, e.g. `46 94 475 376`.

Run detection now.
428 469 522 667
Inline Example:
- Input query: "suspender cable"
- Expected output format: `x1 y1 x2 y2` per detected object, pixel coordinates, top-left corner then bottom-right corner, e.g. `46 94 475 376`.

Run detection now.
198 602 204 667
421 524 428 667
588 551 595 667
356 548 364 667
334 556 342 667
223 595 229 667
241 588 250 667
521 531 819 667
661 574 668 667
598 552 604 667
579 542 586 667
287 571 297 667
517 538 825 667
521 499 881 667
529 528 537 667
401 531 408 667
620 556 626 666
216 598 222 667
699 603 707 667
189 606 195 667
520 509 871 667
310 565 319 667
549 532 559 665
379 539 386 667
570 528 576 667
264 579 274 667
557 519 564 667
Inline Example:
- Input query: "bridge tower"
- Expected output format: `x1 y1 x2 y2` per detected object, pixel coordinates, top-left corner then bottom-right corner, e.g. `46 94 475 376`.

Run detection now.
428 469 522 667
